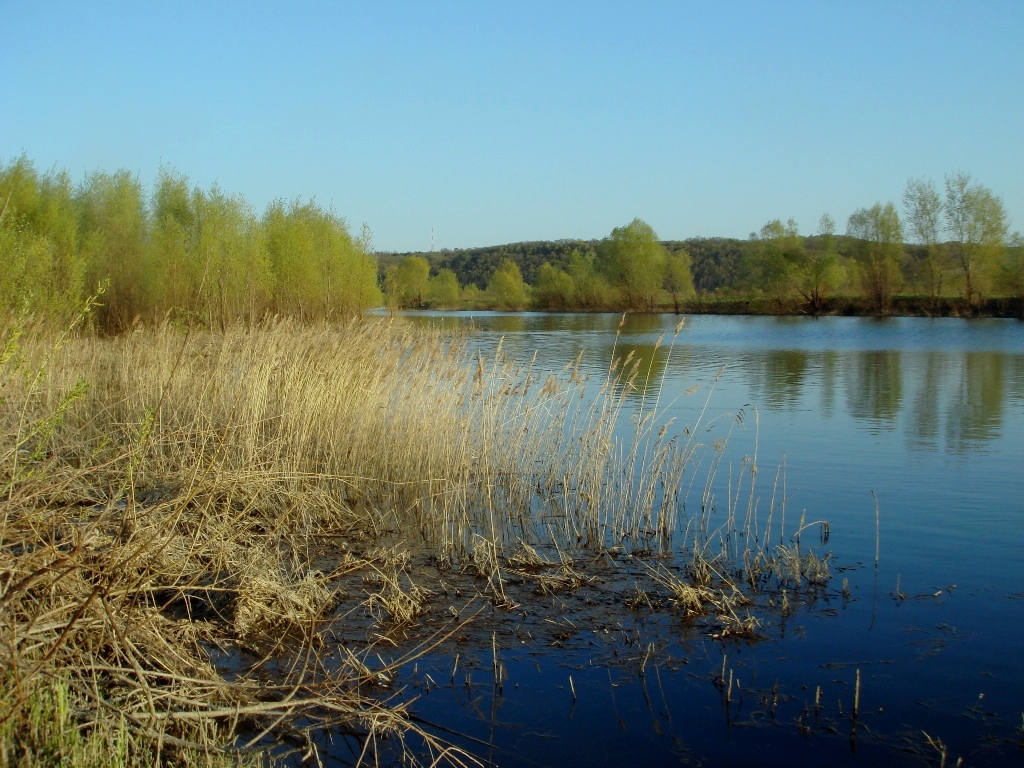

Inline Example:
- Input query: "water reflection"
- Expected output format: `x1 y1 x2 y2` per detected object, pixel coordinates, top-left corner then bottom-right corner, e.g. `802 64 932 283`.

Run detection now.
845 351 903 430
755 350 810 410
397 311 1024 456
945 353 1004 454
908 352 945 451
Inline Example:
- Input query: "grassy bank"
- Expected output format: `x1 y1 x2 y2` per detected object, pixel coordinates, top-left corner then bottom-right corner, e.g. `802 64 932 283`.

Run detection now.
1 315 831 766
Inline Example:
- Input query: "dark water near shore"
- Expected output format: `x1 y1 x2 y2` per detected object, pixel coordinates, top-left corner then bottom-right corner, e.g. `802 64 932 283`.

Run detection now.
363 312 1024 766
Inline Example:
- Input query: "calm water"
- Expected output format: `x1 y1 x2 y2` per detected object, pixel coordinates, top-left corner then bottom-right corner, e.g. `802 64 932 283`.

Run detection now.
370 312 1024 766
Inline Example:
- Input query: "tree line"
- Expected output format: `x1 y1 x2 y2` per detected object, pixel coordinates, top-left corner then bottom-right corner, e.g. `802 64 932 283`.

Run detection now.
4 154 1020 325
381 219 695 312
384 173 1020 315
0 156 380 330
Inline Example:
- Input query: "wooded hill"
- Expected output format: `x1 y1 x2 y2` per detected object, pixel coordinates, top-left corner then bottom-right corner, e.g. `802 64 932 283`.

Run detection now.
382 236 934 295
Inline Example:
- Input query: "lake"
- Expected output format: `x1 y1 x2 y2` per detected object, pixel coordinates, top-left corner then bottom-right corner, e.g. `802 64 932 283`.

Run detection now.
360 312 1024 767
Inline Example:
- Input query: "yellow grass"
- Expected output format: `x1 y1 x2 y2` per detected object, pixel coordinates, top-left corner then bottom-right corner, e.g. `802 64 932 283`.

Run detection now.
1 313 829 765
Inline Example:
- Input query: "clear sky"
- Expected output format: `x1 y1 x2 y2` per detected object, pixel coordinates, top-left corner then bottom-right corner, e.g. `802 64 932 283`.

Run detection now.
2 1 1022 252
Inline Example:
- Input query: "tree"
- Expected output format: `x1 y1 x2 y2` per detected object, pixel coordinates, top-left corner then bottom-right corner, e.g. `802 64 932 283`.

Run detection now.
427 268 460 308
846 203 903 312
944 172 1008 307
75 170 148 330
596 218 667 310
395 255 430 308
903 177 946 299
999 231 1024 303
0 156 85 320
534 262 575 310
566 249 611 309
487 259 528 310
750 218 802 305
264 199 380 319
663 247 694 313
791 214 842 313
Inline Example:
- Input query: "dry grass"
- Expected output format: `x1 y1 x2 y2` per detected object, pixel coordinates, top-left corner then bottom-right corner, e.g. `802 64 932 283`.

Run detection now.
1 312 831 765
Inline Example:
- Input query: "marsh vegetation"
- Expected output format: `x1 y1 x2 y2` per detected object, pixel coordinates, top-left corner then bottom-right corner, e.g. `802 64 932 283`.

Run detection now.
0 310 839 766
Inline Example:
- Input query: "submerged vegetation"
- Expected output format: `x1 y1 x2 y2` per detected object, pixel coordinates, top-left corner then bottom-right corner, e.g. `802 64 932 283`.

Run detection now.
1 307 834 765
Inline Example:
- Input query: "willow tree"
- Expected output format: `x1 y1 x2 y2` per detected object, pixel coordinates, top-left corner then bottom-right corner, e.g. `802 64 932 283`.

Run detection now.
566 250 610 309
75 170 148 330
999 232 1024 305
0 157 85 320
148 166 196 317
597 218 666 310
192 186 273 326
903 177 946 299
847 203 903 312
791 214 842 313
663 247 694 313
534 262 575 310
487 259 528 310
264 199 380 318
393 255 430 308
751 218 802 305
944 172 1008 307
427 268 461 308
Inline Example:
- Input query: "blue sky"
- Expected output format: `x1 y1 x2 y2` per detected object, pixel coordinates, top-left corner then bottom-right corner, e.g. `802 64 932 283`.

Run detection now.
2 1 1022 252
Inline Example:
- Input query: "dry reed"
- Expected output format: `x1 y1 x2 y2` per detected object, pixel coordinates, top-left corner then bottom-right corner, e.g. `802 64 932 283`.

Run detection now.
1 312 831 765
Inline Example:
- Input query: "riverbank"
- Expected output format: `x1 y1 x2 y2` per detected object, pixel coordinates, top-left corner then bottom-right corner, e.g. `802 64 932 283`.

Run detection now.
446 294 1024 318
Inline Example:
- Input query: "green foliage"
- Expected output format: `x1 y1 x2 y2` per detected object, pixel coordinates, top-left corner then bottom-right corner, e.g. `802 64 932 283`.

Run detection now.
790 214 843 312
903 177 947 298
534 262 576 310
663 247 694 313
389 255 430 308
596 218 667 310
944 171 1008 306
0 157 380 329
263 198 380 319
997 232 1024 300
427 268 461 308
0 157 86 322
846 203 904 311
75 169 148 330
683 238 749 294
566 250 612 308
750 218 802 304
487 258 529 310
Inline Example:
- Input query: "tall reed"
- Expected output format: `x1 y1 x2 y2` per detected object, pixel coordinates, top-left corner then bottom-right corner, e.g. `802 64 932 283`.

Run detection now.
1 314 828 765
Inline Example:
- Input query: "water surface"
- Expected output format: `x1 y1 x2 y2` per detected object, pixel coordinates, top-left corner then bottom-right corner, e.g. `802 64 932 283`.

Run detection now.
369 312 1024 766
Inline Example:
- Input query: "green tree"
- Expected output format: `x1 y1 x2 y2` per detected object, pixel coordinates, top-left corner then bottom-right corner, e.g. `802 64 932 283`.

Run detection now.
791 214 842 313
751 218 802 305
566 249 611 308
596 218 666 310
999 231 1024 302
149 166 198 319
903 177 946 299
847 203 903 312
944 172 1008 307
264 199 379 319
75 169 148 330
487 258 528 310
395 255 430 308
663 247 694 313
0 157 85 320
192 185 273 327
427 268 461 308
534 262 575 310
